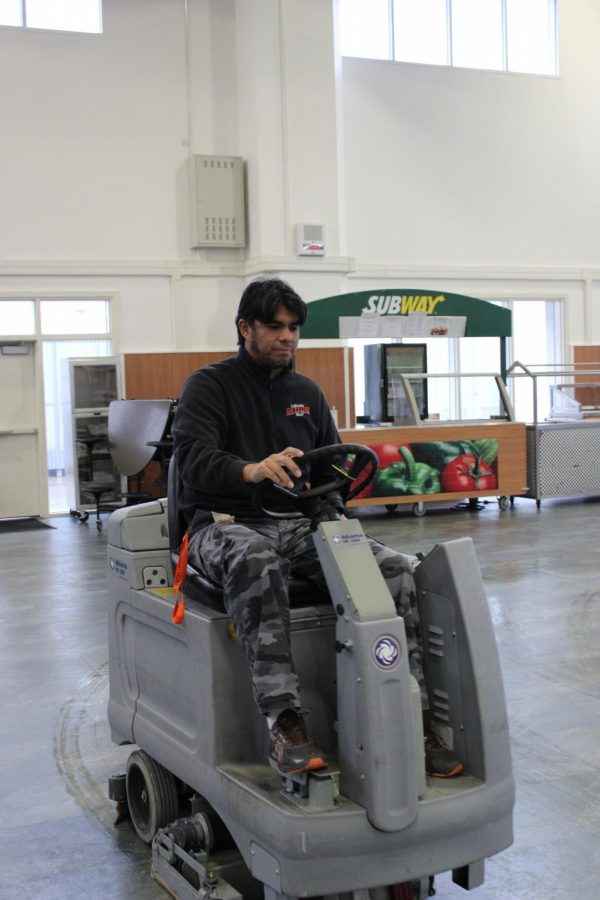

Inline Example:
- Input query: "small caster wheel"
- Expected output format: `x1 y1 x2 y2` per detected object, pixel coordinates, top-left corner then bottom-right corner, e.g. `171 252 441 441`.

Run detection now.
77 511 89 524
385 504 398 513
498 495 510 510
96 520 103 532
412 502 425 517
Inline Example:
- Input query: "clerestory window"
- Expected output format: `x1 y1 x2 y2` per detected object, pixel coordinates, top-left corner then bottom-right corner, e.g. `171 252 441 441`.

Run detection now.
339 0 558 76
0 0 102 34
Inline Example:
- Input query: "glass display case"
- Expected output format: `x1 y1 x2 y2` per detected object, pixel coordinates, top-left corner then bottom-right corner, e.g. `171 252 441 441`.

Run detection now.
387 371 514 426
67 358 125 518
71 359 118 410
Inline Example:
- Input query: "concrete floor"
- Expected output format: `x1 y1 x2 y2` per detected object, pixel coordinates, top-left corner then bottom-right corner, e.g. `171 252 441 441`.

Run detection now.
1 496 600 898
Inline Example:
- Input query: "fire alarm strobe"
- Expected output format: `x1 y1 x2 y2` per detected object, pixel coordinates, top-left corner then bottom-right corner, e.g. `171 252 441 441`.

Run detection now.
296 223 325 256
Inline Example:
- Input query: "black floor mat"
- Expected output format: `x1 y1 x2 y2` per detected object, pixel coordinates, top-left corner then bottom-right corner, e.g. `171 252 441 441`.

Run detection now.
0 518 56 533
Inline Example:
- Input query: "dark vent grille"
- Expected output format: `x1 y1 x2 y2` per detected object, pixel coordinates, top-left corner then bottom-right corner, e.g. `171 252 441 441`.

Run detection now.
426 624 445 658
432 688 450 722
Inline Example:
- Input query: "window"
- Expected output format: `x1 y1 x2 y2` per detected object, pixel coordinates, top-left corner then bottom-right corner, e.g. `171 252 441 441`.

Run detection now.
0 0 21 27
451 0 504 71
40 299 110 335
340 0 558 76
0 0 102 34
507 298 563 422
0 299 35 335
506 0 557 75
340 0 391 60
394 0 448 66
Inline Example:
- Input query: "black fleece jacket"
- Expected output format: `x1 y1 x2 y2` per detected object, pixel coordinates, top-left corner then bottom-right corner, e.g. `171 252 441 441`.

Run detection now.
172 346 340 529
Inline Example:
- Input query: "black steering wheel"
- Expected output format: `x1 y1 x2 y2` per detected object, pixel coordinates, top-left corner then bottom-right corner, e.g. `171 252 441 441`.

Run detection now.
253 443 379 519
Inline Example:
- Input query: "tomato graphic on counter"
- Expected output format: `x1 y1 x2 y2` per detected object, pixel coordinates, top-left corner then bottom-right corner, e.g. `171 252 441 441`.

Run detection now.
372 443 410 469
441 454 497 492
352 443 410 499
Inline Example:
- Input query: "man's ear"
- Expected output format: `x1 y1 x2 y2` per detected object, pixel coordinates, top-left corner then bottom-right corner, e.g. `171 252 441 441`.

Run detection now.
237 318 251 340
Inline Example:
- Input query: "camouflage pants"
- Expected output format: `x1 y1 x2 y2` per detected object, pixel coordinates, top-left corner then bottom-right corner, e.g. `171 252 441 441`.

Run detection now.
188 517 426 716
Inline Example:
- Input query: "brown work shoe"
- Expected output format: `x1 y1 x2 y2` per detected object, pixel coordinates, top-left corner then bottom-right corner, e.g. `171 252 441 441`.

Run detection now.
425 728 464 778
269 709 328 775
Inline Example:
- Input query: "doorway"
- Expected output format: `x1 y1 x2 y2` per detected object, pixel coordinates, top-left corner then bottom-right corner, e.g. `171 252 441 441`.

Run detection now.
0 342 42 517
0 297 115 517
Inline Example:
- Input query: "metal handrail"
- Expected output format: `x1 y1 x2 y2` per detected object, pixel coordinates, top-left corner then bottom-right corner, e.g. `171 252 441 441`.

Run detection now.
507 360 600 376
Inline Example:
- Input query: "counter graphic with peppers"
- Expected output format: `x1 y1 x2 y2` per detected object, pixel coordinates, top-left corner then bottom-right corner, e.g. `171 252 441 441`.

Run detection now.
352 440 498 501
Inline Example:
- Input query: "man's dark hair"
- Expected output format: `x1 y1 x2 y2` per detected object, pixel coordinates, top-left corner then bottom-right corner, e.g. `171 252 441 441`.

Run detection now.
235 278 307 345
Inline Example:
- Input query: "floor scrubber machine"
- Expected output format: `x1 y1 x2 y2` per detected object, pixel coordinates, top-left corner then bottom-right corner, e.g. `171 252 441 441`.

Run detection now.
107 444 514 899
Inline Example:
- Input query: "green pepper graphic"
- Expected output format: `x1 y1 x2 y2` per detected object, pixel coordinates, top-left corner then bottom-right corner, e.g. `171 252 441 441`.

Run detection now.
372 447 440 496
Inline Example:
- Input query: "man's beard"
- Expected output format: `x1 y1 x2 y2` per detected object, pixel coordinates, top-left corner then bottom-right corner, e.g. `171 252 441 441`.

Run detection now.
249 333 293 369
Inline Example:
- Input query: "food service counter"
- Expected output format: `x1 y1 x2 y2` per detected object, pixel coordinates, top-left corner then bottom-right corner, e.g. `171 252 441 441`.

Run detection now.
340 421 527 515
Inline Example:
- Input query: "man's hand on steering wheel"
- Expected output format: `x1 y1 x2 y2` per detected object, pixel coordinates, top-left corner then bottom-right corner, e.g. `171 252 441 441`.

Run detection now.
252 444 379 520
242 447 304 490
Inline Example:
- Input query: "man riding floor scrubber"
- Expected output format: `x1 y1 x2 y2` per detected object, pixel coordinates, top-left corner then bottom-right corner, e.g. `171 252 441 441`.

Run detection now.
107 443 514 900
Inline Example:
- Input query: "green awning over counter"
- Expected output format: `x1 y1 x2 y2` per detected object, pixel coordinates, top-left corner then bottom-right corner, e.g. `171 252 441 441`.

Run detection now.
302 289 511 339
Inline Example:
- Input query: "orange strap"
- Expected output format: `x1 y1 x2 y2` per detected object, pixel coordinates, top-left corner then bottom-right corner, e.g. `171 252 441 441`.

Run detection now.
172 530 189 624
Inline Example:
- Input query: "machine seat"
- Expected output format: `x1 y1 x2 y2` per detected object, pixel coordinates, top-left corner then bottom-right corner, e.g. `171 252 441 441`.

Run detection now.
178 562 328 614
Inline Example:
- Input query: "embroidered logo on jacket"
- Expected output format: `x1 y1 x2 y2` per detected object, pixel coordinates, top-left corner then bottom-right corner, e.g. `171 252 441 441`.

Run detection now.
286 403 311 417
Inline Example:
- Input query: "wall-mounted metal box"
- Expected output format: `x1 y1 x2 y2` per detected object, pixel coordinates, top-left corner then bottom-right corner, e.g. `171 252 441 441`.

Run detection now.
187 154 246 249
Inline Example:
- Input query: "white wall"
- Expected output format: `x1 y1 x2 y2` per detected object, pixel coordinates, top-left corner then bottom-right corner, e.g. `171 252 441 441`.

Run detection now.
1 0 599 353
0 0 190 260
0 0 349 353
341 0 600 268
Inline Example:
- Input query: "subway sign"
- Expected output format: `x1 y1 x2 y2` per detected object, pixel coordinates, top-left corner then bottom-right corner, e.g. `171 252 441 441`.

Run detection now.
362 294 446 316
301 289 511 339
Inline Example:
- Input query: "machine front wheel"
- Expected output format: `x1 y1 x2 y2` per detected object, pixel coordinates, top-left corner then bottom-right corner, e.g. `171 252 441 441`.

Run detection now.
125 749 179 844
